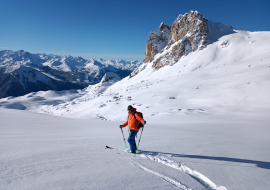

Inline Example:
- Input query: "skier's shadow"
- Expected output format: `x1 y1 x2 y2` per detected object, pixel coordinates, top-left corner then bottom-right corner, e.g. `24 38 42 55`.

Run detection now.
140 150 270 170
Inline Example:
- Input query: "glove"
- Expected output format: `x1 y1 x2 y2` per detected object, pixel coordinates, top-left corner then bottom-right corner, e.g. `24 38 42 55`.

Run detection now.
119 125 123 128
143 121 147 125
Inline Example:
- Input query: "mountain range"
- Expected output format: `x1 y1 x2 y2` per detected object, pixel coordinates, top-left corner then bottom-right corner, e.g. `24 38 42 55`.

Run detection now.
0 50 142 98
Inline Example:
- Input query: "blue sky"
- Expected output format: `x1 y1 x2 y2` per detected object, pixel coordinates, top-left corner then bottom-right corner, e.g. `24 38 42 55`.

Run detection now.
1 0 269 61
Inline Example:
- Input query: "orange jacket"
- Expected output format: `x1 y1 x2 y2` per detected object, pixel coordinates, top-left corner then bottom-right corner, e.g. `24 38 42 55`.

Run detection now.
122 108 144 131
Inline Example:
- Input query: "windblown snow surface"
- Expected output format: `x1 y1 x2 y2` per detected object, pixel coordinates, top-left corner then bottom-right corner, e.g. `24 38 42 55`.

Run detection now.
1 28 270 190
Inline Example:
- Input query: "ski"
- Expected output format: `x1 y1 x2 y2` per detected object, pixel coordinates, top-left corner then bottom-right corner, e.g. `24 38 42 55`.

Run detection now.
105 145 142 156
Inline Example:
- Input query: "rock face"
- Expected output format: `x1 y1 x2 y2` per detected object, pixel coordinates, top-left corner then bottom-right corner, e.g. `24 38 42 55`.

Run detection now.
143 22 170 63
168 11 208 50
152 11 208 69
131 11 208 77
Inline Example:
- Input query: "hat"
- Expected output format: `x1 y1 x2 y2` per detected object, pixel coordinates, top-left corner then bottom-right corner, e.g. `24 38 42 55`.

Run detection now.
127 105 133 111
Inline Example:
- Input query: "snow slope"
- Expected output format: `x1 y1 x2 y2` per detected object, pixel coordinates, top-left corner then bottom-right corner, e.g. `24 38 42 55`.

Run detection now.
1 105 270 190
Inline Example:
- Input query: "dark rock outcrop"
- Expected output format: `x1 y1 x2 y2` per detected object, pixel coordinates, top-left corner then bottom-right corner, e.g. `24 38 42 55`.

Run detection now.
143 22 170 63
131 11 209 78
152 11 208 69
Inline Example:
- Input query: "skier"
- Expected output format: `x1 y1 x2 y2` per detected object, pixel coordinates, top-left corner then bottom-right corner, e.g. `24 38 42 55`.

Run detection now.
119 105 146 153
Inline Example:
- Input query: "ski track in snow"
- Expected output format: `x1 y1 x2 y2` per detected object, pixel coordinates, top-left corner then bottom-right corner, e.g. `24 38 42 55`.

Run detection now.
131 162 192 190
139 153 227 190
115 148 226 190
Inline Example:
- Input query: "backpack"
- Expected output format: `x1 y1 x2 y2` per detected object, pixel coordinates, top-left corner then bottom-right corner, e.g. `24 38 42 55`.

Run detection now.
133 111 144 129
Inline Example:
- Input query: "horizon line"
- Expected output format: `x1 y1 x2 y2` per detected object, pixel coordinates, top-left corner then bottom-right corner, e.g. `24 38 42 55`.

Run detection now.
0 48 145 61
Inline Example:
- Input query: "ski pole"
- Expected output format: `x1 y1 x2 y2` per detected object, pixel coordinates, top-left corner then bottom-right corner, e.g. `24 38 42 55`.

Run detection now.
134 127 144 157
121 128 128 148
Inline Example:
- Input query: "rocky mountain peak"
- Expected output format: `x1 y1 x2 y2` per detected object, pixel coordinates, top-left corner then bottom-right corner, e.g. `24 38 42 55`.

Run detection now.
141 10 209 71
130 11 209 78
152 10 208 69
143 22 171 63
159 22 170 32
167 11 208 50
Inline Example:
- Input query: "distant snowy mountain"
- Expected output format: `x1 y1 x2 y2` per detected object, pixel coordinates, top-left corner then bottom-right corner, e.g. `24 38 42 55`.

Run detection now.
0 65 84 98
0 50 142 98
0 50 141 73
